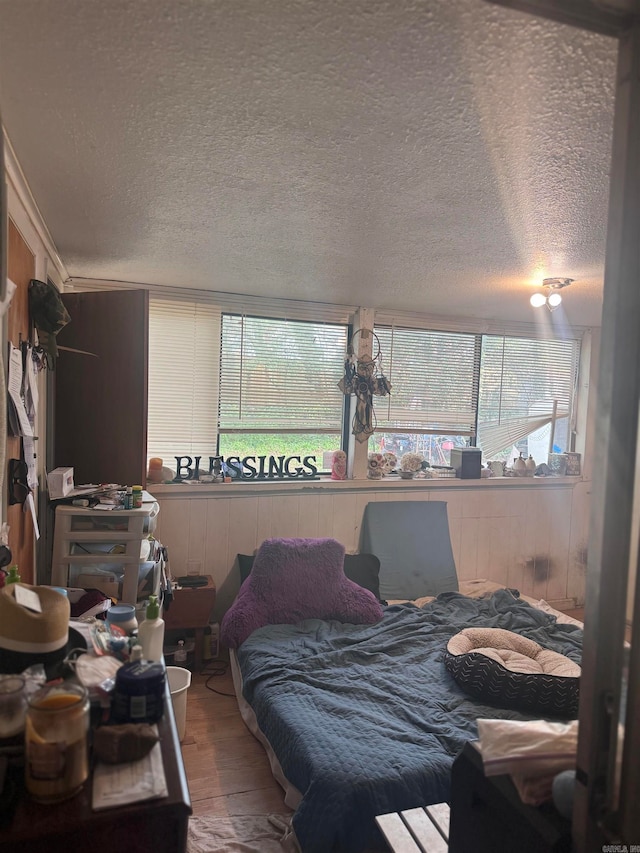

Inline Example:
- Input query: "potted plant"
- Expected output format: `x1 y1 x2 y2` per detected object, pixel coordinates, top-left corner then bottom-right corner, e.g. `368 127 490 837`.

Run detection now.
399 452 424 479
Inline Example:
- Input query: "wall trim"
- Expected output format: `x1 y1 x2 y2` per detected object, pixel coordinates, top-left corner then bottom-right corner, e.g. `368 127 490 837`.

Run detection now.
151 475 584 500
375 308 590 341
71 276 595 340
65 277 356 324
3 129 68 284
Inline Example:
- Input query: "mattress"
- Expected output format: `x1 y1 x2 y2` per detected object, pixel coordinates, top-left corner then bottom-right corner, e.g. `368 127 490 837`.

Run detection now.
231 586 583 852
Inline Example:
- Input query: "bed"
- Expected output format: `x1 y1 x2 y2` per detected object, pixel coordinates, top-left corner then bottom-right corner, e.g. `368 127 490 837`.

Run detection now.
223 537 583 853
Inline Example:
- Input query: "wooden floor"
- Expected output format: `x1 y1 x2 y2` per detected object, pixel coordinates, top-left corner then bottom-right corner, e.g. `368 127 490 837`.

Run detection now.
181 661 291 819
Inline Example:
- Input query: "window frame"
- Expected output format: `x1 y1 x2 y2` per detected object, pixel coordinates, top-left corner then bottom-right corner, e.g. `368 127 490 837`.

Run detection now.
217 311 350 470
371 322 581 461
145 290 587 481
476 333 582 461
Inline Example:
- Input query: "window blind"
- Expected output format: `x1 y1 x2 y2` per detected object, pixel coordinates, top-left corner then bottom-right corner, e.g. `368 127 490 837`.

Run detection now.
477 335 581 459
373 325 481 435
147 297 221 461
219 314 348 433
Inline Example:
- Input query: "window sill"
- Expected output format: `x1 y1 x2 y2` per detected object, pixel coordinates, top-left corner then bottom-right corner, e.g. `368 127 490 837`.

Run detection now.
150 475 586 499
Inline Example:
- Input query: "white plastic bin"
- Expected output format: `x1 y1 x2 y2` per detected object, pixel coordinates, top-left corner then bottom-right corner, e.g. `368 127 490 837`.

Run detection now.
166 666 191 741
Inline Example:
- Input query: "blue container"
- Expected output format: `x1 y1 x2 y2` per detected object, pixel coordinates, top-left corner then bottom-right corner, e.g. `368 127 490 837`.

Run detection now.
112 661 166 723
106 604 138 634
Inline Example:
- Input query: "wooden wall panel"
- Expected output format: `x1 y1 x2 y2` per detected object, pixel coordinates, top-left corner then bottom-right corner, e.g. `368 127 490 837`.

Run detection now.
458 517 480 581
271 496 300 539
297 494 321 539
204 498 232 612
6 219 35 582
506 512 527 593
186 499 208 571
330 492 359 546
227 497 259 564
482 521 506 586
531 493 552 600
154 480 591 621
519 490 539 599
567 480 591 605
157 498 191 569
546 489 573 602
253 496 272 546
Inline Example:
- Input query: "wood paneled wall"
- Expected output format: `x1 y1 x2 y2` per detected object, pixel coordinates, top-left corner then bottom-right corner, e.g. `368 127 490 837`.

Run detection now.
5 219 35 582
154 480 591 622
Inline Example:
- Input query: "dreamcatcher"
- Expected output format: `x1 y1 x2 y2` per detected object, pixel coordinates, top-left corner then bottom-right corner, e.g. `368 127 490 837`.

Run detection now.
338 329 391 442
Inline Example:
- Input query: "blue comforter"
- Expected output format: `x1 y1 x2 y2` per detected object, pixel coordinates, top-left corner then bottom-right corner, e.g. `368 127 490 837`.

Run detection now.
236 590 582 852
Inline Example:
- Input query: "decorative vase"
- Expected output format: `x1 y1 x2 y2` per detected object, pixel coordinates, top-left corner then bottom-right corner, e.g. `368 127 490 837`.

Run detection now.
513 454 527 477
525 455 537 476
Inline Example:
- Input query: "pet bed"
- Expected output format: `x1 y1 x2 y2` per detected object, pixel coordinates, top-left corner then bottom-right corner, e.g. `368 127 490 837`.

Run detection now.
443 627 581 717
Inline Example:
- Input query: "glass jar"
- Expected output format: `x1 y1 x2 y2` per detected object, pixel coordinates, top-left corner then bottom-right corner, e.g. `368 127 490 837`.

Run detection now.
0 674 27 738
25 682 90 803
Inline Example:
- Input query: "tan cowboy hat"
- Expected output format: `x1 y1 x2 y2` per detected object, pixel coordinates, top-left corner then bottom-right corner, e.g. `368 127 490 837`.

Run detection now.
0 584 70 674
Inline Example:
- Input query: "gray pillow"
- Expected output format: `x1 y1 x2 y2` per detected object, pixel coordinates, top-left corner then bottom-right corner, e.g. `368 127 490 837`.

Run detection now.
361 501 458 600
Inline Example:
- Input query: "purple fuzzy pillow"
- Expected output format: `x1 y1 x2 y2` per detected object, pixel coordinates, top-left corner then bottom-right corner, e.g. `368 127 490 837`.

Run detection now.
220 537 384 648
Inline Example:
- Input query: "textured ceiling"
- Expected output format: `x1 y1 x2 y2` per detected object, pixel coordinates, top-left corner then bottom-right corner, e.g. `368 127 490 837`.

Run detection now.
0 0 617 326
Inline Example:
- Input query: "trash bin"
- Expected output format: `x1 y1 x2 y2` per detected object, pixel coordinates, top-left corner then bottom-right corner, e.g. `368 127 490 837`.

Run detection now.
166 666 191 741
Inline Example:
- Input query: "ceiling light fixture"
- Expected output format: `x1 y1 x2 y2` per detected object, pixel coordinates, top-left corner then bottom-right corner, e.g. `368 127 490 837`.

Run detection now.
530 277 574 311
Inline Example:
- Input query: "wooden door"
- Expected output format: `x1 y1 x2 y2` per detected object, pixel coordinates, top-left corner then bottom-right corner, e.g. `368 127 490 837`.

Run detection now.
6 220 36 582
54 289 148 487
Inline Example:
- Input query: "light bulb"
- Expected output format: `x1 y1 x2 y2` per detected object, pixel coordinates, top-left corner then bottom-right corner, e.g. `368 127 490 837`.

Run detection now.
547 292 562 307
530 292 547 308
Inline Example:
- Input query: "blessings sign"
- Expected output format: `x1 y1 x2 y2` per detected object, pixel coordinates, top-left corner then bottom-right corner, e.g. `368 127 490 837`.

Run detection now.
175 455 319 481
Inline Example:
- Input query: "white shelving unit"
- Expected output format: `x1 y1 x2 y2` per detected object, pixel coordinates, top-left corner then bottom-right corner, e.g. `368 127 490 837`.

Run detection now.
51 499 161 605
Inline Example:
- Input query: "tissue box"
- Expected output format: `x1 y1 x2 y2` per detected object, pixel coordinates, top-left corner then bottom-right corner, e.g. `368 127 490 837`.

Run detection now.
47 467 75 499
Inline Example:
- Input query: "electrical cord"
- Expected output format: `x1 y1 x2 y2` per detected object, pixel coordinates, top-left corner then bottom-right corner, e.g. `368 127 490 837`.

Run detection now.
200 658 236 696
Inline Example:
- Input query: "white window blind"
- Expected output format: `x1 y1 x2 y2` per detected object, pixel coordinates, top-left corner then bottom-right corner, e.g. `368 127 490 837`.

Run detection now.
373 325 481 435
477 335 581 459
147 297 221 461
219 314 347 433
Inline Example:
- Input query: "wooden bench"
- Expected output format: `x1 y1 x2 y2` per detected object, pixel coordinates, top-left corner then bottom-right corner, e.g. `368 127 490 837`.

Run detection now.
376 803 450 852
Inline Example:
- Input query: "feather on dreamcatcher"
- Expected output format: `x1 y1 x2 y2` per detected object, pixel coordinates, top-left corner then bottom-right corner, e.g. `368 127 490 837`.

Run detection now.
338 329 391 442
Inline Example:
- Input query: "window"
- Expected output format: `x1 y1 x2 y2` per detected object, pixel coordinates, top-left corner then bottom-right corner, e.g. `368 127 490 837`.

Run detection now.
477 335 580 463
218 314 348 468
148 296 581 478
370 325 481 464
370 324 580 468
147 297 221 465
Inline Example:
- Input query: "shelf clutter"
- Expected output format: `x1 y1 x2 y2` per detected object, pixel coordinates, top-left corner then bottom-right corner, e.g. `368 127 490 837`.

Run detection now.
50 491 166 608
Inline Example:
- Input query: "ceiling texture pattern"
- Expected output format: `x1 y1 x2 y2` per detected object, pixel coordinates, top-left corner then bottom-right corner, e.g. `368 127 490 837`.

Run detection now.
0 0 617 325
